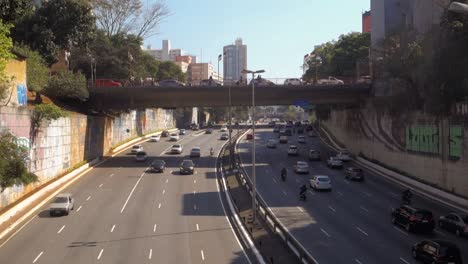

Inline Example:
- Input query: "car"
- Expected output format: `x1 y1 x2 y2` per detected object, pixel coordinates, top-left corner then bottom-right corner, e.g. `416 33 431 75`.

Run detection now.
169 133 180 141
297 136 306 144
357 75 372 84
303 120 310 125
150 159 166 173
135 151 148 161
161 130 170 137
267 139 277 148
220 126 228 132
179 129 186 135
308 131 317 137
273 126 280 133
190 147 201 157
95 79 122 87
149 135 161 142
279 135 288 144
220 133 229 140
294 161 310 174
180 160 195 175
268 121 276 127
438 213 468 237
309 175 332 191
308 149 321 161
412 240 462 264
391 205 435 233
131 145 143 153
327 156 343 168
246 134 254 140
200 78 222 86
336 150 352 161
284 78 302 85
249 76 275 86
190 123 199 130
317 76 344 85
297 127 304 134
288 145 299 156
205 128 213 134
344 167 364 181
49 194 74 216
171 144 183 154
285 129 292 136
159 79 185 86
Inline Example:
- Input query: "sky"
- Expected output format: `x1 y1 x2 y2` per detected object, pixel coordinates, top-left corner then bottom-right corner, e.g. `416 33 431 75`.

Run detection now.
144 0 370 79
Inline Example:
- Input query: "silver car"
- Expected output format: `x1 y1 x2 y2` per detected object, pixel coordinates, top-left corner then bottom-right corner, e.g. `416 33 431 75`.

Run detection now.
135 151 148 161
49 194 74 216
171 144 183 154
131 145 143 153
267 139 277 148
309 175 332 191
327 156 343 168
294 161 309 174
190 147 201 157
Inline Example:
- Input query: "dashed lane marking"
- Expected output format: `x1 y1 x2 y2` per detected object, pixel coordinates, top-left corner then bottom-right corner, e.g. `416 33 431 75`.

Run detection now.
328 206 336 212
320 228 331 238
97 249 104 260
57 225 65 234
356 227 369 236
33 251 43 263
76 205 82 212
110 225 116 233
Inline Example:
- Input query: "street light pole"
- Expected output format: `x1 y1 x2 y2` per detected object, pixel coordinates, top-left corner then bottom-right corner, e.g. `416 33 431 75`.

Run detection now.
242 69 265 223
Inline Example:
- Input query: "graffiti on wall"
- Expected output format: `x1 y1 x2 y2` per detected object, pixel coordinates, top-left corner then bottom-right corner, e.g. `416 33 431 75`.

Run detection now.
17 84 27 105
449 126 462 159
406 126 440 154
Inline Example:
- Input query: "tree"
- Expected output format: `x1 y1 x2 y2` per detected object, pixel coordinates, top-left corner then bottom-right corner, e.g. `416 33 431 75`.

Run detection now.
14 45 49 95
0 0 33 24
44 70 89 101
0 130 37 192
93 0 170 38
157 61 186 82
0 20 13 102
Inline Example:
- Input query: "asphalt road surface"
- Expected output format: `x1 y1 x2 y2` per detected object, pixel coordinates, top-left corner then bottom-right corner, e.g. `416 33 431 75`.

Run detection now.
0 130 249 264
237 128 468 264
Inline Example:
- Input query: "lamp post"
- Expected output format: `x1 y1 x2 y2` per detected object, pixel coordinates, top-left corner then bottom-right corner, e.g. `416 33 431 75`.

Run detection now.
241 68 265 223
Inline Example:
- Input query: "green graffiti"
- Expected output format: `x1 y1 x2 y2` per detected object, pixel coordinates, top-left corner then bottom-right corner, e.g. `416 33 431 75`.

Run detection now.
449 126 462 158
406 126 440 154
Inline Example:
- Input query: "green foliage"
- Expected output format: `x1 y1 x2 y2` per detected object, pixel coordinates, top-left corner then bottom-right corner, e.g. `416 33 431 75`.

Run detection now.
14 45 49 93
0 0 34 24
157 61 186 82
0 20 13 73
0 130 37 192
34 104 68 122
45 70 88 101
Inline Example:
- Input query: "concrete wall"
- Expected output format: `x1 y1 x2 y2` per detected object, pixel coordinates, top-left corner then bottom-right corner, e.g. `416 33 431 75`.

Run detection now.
322 104 468 198
0 107 174 209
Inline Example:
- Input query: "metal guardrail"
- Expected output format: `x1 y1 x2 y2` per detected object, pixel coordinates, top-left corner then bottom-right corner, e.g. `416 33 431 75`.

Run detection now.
227 130 318 264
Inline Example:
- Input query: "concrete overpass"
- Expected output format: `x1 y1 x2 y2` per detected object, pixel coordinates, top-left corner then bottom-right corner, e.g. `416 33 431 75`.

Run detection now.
88 84 371 110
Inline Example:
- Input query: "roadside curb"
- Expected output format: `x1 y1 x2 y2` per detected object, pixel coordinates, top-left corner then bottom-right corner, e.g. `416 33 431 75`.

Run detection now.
0 127 177 245
316 125 468 213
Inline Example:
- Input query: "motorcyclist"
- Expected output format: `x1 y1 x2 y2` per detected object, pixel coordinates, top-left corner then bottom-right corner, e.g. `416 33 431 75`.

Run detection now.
281 167 287 181
210 147 214 156
299 184 307 200
402 188 413 204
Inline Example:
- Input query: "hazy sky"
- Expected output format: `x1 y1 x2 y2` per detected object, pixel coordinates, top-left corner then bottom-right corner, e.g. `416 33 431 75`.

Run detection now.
144 0 370 79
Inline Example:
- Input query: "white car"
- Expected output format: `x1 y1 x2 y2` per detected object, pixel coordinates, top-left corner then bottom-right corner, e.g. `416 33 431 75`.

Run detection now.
298 136 306 144
288 145 299 156
327 156 343 168
131 145 143 153
220 133 229 140
49 193 74 216
309 175 332 191
149 135 160 142
179 129 186 135
171 144 183 154
317 76 344 85
169 133 180 141
294 161 309 174
267 139 277 148
220 126 228 132
190 147 201 157
135 151 148 161
336 151 352 161
357 75 372 84
284 78 302 85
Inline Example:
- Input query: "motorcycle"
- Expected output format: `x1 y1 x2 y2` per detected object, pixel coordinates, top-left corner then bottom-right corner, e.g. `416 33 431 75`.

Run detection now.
281 172 287 182
210 148 214 156
299 193 307 201
402 195 412 205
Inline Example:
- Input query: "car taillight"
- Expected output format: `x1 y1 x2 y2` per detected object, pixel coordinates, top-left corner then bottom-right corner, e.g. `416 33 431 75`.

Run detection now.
409 216 419 222
464 226 468 231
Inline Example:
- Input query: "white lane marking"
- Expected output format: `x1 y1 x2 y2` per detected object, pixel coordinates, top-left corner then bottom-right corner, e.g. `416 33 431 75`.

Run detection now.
110 225 116 233
170 170 174 174
282 190 287 196
76 205 82 212
109 173 114 177
33 251 44 263
295 178 301 183
297 207 304 213
360 206 369 213
158 203 162 209
97 249 104 260
194 204 197 210
201 250 205 261
389 192 398 197
355 259 363 264
328 206 336 212
320 228 331 238
308 190 315 195
86 196 91 201
393 226 409 236
196 224 200 231
120 171 146 213
434 229 447 237
148 249 153 260
98 183 103 188
57 225 65 234
165 179 168 183
400 257 410 264
162 189 165 195
337 191 343 196
356 227 369 236
363 191 372 197
273 178 277 184
153 224 157 232
194 179 197 183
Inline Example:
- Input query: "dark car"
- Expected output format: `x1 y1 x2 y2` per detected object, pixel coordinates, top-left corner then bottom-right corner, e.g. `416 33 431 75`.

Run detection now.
273 126 280 133
285 129 292 136
190 123 199 131
159 79 185 87
150 159 166 173
161 130 170 137
344 167 364 181
180 160 195 175
438 213 468 237
391 205 435 233
205 128 213 134
297 127 304 134
412 240 462 264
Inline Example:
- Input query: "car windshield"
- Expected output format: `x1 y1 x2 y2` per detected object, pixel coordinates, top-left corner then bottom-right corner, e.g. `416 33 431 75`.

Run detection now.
297 162 307 166
182 161 194 166
171 133 178 136
132 146 140 149
318 177 330 182
53 197 68 203
152 160 165 166
136 152 146 156
173 145 181 148
192 148 200 151
290 146 297 149
415 211 433 218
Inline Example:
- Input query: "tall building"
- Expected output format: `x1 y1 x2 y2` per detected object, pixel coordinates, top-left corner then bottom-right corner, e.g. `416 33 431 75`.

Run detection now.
144 40 187 62
223 38 247 85
188 63 214 86
362 11 371 33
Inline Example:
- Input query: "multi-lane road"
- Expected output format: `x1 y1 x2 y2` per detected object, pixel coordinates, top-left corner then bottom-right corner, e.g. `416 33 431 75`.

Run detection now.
0 130 249 264
237 128 468 264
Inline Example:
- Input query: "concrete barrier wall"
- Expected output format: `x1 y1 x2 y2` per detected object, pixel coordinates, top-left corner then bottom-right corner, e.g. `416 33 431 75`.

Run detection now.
323 105 468 198
0 106 175 209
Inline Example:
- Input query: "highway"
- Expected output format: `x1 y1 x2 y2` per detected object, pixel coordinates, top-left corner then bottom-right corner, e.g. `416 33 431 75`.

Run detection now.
0 130 249 264
237 128 468 264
